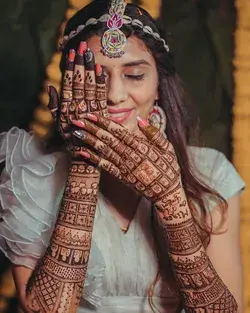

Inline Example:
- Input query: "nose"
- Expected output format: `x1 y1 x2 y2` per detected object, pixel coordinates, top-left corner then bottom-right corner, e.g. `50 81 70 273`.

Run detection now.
107 73 128 105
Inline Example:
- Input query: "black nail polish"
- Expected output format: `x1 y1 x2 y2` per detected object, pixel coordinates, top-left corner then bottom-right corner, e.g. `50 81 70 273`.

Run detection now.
75 53 84 66
84 49 95 70
96 69 106 84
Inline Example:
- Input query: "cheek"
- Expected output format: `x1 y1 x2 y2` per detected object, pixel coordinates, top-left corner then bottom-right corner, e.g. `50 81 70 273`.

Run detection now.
124 88 156 133
130 82 157 117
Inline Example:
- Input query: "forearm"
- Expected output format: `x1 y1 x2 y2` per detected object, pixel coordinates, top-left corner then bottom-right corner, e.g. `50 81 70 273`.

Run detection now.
26 160 100 313
155 183 238 312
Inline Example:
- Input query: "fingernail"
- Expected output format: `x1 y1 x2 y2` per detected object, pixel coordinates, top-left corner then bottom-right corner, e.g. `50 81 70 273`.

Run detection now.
84 49 95 70
136 116 149 128
71 120 85 128
73 130 85 139
68 49 76 62
78 41 87 55
80 151 90 159
85 48 93 62
86 113 98 122
96 64 102 76
47 84 51 95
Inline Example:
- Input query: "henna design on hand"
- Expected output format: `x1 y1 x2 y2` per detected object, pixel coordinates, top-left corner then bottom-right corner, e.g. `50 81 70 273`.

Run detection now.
158 202 239 312
72 115 181 205
27 43 108 313
26 162 100 313
71 115 239 312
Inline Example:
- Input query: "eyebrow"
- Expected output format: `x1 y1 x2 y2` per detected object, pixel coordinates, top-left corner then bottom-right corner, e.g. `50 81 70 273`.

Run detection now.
122 59 151 67
102 59 151 70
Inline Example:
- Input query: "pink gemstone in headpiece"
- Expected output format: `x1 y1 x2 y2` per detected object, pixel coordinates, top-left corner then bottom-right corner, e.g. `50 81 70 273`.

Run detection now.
107 13 123 29
101 0 127 58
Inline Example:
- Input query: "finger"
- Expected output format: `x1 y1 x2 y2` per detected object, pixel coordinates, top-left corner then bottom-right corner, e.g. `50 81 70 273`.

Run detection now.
47 85 59 122
73 42 87 119
85 113 138 147
96 64 108 117
73 41 86 101
73 129 121 166
74 147 122 179
137 116 169 150
84 49 97 113
74 117 158 167
62 49 75 102
59 100 71 139
76 100 88 120
61 50 76 126
71 119 128 155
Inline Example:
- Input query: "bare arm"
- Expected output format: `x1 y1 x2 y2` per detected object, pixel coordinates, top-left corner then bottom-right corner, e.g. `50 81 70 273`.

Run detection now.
12 266 34 313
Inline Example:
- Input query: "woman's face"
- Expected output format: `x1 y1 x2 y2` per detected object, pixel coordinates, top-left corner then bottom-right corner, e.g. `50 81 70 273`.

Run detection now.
86 35 159 133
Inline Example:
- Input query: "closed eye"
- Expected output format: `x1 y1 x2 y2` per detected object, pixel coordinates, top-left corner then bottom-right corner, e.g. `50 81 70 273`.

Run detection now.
125 74 145 81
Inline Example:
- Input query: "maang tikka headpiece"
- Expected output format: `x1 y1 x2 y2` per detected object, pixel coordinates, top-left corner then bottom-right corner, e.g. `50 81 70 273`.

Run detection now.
101 0 127 58
59 0 170 55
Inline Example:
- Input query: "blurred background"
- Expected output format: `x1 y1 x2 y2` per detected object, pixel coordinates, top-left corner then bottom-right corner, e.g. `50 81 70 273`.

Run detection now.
0 0 249 312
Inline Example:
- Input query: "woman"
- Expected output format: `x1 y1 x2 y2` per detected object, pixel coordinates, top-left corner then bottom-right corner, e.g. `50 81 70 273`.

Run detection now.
0 0 244 312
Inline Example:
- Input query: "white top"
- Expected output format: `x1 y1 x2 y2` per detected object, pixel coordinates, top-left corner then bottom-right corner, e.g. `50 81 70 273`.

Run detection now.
0 127 245 313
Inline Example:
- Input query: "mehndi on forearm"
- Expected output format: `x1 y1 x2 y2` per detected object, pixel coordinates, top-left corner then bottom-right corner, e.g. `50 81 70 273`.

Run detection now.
26 161 100 313
155 183 238 312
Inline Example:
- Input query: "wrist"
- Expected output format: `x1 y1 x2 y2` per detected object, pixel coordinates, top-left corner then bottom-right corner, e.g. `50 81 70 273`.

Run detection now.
154 182 192 222
154 179 185 207
69 158 100 172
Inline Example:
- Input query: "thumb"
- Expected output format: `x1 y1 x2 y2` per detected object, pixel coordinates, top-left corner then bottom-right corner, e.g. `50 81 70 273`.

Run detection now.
136 116 169 150
47 85 59 122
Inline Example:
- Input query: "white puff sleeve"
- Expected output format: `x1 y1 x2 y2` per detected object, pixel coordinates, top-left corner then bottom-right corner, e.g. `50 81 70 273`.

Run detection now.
0 127 68 269
188 146 245 210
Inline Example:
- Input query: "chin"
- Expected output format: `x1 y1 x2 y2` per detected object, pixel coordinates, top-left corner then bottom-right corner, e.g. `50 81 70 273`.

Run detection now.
123 122 138 133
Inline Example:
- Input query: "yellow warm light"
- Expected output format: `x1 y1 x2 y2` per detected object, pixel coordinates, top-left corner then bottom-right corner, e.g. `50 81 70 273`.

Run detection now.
233 0 250 311
69 0 91 10
140 0 161 19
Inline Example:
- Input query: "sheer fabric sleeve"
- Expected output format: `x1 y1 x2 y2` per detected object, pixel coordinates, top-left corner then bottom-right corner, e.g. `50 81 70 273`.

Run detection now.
0 127 68 269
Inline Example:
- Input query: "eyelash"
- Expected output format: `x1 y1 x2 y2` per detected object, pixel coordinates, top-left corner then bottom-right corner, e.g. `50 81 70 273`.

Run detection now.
103 72 145 82
125 74 145 81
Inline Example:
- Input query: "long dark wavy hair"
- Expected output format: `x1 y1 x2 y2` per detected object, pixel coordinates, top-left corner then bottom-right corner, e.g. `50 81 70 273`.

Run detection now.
53 0 227 311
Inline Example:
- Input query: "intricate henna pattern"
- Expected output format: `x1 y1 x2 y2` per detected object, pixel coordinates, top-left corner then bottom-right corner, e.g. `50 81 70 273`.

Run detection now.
158 198 238 312
26 162 99 313
73 116 181 203
72 115 239 312
46 40 239 312
27 43 108 313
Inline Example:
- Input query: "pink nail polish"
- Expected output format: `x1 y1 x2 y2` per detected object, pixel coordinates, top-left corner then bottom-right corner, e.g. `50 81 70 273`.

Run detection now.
78 41 87 55
96 64 102 76
136 116 149 128
71 120 85 128
80 151 90 159
86 113 98 122
68 49 76 62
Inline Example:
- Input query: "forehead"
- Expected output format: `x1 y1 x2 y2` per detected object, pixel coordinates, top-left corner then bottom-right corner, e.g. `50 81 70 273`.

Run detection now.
86 35 156 67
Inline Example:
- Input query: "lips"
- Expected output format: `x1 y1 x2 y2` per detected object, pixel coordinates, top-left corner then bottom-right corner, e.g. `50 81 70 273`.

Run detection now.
108 107 134 124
